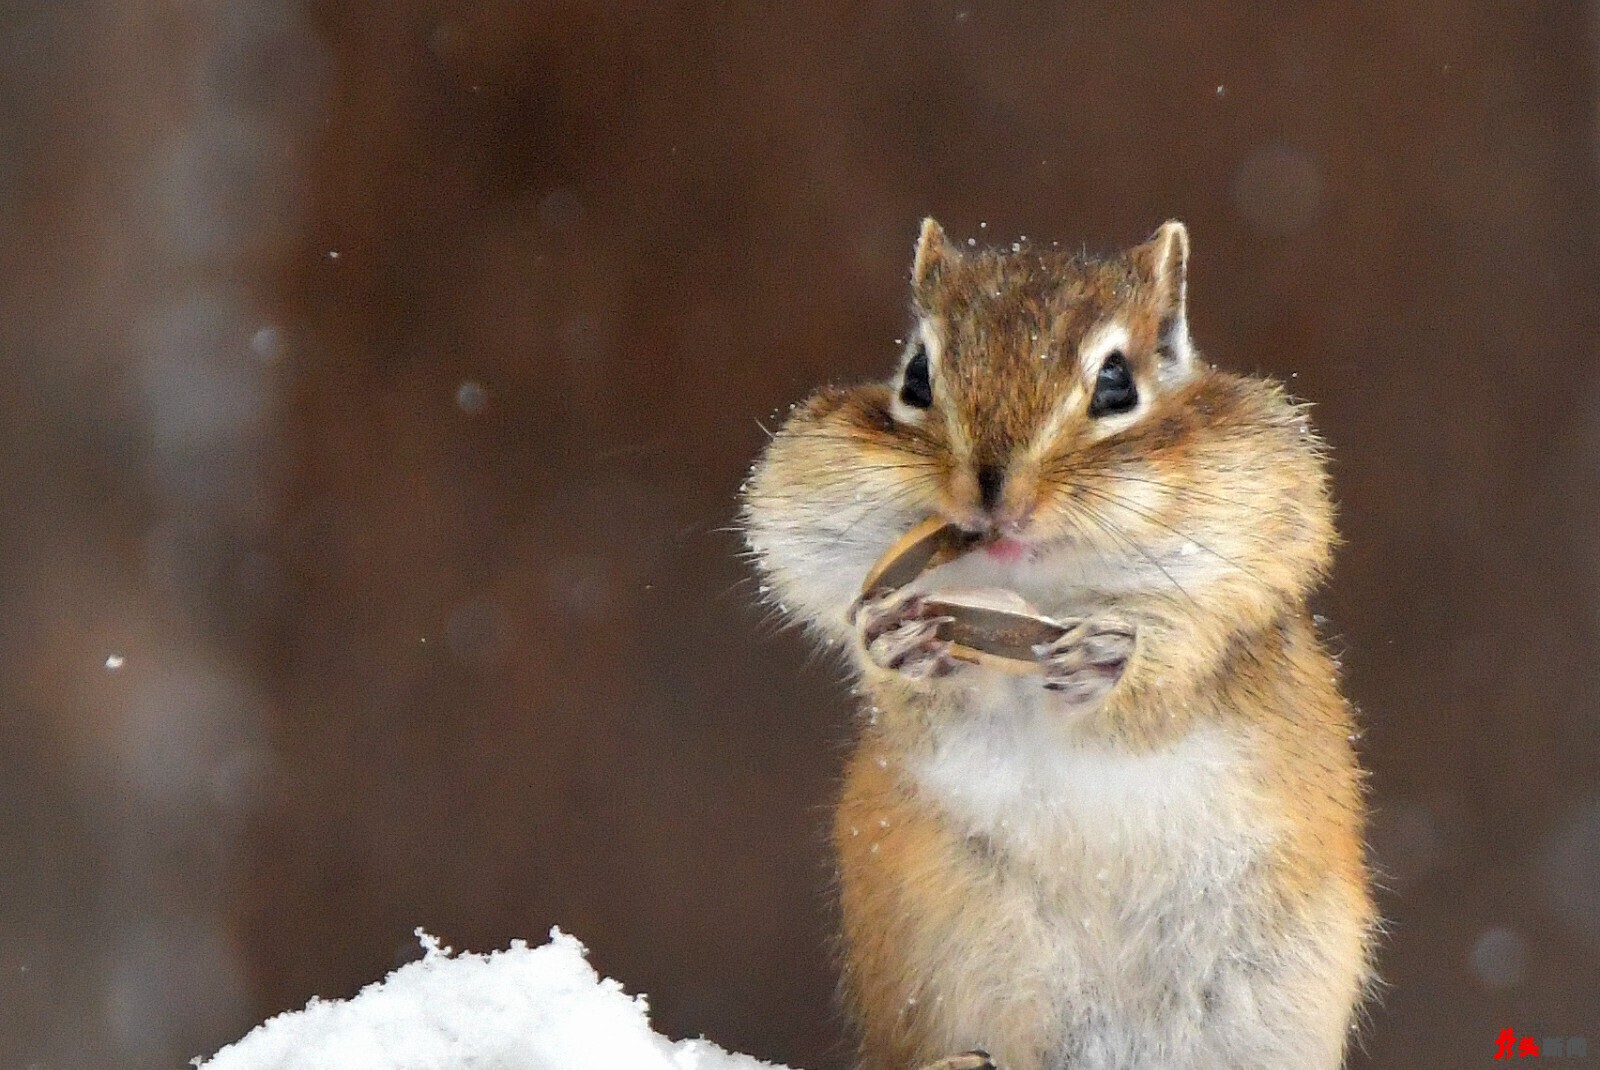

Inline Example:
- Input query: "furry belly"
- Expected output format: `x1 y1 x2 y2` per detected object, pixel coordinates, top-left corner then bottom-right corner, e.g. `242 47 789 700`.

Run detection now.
838 722 1360 1070
898 857 1276 1070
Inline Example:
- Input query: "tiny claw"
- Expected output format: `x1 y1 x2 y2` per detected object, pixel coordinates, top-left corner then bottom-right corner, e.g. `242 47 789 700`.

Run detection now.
882 618 942 665
847 589 889 627
860 595 926 644
857 594 964 680
1037 619 1135 708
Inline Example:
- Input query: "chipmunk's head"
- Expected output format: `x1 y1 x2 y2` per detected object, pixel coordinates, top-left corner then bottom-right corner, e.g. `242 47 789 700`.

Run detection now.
894 218 1200 540
743 219 1334 638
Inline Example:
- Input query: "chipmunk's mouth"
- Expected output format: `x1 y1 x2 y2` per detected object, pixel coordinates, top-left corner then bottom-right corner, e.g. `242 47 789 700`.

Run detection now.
982 537 1031 563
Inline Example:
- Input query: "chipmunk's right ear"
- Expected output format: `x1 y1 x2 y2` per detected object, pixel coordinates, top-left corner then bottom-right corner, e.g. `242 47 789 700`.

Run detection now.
912 217 961 300
1131 220 1194 376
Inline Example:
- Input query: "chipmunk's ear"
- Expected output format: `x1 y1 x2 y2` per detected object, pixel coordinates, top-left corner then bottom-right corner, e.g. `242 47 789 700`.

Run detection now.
1132 220 1193 375
912 217 960 301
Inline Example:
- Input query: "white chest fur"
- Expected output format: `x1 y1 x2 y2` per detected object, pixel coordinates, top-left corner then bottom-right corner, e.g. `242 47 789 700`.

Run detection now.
909 700 1255 862
898 712 1322 1070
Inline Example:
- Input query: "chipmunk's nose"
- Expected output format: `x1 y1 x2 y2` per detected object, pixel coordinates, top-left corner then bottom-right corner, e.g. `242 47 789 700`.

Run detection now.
945 461 1035 534
976 464 1005 514
970 460 1038 535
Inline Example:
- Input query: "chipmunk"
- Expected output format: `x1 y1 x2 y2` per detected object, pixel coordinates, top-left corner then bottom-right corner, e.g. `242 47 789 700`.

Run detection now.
741 220 1376 1070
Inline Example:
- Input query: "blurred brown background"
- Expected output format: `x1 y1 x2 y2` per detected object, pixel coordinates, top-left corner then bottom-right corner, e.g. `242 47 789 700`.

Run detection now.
3 1 1598 1067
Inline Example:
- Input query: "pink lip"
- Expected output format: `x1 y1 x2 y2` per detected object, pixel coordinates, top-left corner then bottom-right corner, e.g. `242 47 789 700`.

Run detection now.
984 537 1029 563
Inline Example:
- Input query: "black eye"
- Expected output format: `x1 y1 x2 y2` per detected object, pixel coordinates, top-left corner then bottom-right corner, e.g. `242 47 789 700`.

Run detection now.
1089 351 1137 417
900 346 934 409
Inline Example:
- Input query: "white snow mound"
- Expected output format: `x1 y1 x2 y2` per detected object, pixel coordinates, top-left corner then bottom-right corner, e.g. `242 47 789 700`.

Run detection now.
196 928 793 1070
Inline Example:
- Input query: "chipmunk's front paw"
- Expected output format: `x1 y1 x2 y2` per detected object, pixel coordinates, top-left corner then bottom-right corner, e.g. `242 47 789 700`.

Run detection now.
852 593 961 680
1035 619 1135 708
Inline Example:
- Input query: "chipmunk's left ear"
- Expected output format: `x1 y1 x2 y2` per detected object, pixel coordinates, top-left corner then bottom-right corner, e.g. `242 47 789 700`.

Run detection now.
911 217 961 305
1132 220 1193 375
